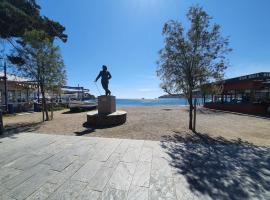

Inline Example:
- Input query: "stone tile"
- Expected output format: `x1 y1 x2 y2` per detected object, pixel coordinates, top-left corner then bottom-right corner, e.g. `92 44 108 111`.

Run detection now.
132 161 151 187
139 147 153 162
121 147 142 163
101 153 122 169
7 169 58 200
0 168 23 184
108 162 136 191
26 182 58 200
101 185 127 200
128 140 144 149
47 180 87 200
47 160 83 187
114 140 130 155
127 185 148 200
151 156 172 177
0 194 16 200
43 154 78 172
0 185 9 195
88 167 114 191
4 153 52 170
174 175 203 200
91 140 121 162
76 185 101 200
149 174 177 200
3 164 51 190
71 160 103 183
143 140 160 149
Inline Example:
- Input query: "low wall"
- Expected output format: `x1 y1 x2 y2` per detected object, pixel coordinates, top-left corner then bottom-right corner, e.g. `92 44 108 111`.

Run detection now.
204 103 268 115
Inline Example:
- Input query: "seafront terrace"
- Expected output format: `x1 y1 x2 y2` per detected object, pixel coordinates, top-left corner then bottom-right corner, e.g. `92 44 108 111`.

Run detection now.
0 132 269 200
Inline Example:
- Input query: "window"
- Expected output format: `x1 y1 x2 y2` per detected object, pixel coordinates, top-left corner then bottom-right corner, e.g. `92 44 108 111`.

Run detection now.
21 91 27 102
16 91 22 102
8 91 15 103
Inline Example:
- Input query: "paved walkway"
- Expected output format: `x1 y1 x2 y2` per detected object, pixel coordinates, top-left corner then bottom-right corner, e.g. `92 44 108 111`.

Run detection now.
0 133 269 200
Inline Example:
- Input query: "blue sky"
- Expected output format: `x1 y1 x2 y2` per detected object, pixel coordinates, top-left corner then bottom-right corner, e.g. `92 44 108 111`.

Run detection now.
38 0 270 98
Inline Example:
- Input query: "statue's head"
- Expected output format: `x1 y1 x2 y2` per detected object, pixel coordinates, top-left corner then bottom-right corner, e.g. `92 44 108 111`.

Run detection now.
102 65 107 71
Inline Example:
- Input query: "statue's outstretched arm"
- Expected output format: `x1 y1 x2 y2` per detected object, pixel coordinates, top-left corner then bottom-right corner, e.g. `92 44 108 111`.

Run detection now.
95 72 101 82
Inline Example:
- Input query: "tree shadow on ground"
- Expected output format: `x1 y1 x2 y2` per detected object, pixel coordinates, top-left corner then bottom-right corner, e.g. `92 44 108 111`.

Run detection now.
2 122 42 139
74 122 119 136
161 131 270 200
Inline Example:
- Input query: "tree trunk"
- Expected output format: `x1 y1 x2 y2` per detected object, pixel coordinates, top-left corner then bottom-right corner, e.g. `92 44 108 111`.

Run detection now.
40 83 49 121
188 91 193 130
193 98 197 132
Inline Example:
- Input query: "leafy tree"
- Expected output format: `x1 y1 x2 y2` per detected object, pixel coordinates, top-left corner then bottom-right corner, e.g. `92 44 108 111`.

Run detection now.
10 30 66 121
157 6 231 130
0 0 67 54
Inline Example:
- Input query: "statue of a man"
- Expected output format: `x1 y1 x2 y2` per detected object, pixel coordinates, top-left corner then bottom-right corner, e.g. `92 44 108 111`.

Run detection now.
95 65 112 96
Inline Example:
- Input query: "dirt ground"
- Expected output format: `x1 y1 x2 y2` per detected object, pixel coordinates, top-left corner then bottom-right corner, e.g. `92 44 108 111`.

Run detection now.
3 106 270 146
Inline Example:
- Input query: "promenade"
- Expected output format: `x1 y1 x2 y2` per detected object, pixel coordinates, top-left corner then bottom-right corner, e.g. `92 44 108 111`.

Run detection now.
0 132 269 200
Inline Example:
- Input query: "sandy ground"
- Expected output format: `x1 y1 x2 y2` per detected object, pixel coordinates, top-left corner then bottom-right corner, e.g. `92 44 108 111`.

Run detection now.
3 106 270 146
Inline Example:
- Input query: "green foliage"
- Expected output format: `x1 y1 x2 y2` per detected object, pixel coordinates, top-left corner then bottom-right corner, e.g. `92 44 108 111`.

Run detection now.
157 6 231 97
157 5 231 130
10 30 66 121
0 0 67 42
11 30 66 89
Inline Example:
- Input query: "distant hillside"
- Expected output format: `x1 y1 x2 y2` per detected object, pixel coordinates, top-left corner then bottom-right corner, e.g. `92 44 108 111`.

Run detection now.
159 94 185 98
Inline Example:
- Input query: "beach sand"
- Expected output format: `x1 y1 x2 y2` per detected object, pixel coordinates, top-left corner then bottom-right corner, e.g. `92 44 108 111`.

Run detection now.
4 106 270 146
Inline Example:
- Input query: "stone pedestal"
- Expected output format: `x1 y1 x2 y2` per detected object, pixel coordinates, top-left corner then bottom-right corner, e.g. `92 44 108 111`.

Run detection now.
87 110 127 127
98 95 116 115
86 95 126 127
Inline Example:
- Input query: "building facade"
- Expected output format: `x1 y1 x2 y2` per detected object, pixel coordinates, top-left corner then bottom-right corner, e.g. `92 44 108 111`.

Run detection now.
203 72 270 115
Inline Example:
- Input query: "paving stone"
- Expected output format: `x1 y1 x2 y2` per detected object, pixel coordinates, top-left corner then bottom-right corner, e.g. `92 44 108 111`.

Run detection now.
0 194 16 200
101 153 122 169
7 168 58 200
88 166 114 191
71 160 103 183
4 153 52 170
114 140 130 155
36 138 73 155
0 185 9 195
149 174 177 200
44 154 78 172
75 185 101 200
91 140 121 162
0 168 23 184
151 156 172 177
121 147 142 163
139 147 153 162
127 185 148 200
101 186 127 200
128 140 144 149
47 180 87 200
3 164 51 190
25 182 58 200
132 161 151 187
174 175 203 200
47 160 83 187
108 162 136 191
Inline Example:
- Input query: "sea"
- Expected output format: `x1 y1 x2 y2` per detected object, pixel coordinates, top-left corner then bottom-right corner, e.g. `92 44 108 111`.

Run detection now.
115 98 204 107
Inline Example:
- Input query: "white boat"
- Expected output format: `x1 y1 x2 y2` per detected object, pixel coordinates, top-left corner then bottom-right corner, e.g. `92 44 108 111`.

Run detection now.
69 100 97 112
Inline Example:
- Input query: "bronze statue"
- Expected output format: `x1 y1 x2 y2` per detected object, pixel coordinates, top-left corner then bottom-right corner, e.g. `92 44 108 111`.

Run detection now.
95 65 112 96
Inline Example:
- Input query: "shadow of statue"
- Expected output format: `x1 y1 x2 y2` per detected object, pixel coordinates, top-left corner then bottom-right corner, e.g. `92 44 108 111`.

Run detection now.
161 131 270 199
74 122 121 136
